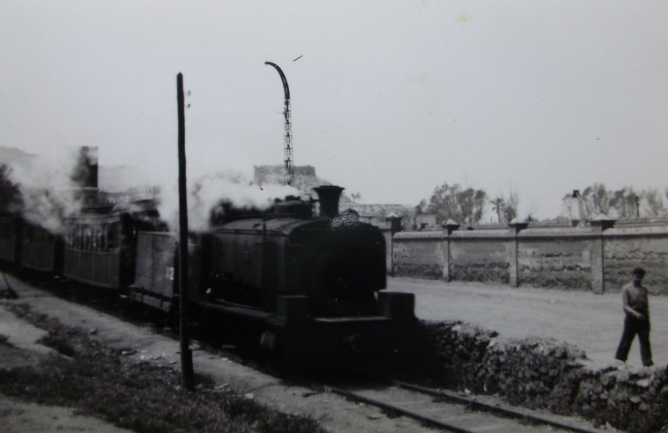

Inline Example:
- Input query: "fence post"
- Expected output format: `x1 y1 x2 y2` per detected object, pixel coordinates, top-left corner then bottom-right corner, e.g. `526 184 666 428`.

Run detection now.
442 220 460 281
507 220 528 288
589 216 616 294
386 215 402 277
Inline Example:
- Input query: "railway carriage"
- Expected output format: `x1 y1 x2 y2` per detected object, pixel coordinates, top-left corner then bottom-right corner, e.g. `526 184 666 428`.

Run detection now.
63 204 162 289
21 222 63 273
0 214 21 266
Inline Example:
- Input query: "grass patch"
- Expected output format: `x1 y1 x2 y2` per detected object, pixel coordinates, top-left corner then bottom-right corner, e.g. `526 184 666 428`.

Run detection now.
0 303 326 433
36 335 76 357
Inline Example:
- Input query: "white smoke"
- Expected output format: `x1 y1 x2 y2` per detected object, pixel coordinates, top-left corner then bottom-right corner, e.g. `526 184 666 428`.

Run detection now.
157 168 300 232
6 143 301 234
9 147 85 233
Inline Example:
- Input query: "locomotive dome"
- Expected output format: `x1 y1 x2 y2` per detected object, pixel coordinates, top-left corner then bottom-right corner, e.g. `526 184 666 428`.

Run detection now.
273 196 312 219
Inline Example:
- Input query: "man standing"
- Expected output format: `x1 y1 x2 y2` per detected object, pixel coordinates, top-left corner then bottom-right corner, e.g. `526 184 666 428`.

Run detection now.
615 267 653 367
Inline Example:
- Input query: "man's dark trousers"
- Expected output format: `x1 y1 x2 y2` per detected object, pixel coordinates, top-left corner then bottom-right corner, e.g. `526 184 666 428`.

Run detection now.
615 315 653 366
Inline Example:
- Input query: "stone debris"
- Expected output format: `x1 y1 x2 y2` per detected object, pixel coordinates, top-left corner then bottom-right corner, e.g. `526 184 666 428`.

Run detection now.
407 320 668 433
139 353 166 361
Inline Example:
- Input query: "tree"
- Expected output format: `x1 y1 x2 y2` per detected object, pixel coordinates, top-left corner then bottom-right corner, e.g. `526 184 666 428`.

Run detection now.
503 190 519 222
562 184 659 220
609 187 638 218
490 197 505 223
642 188 664 217
581 183 611 217
490 189 519 223
426 182 487 225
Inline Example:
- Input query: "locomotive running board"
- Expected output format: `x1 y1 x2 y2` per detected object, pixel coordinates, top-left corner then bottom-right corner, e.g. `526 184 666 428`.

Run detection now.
189 299 280 324
313 316 394 323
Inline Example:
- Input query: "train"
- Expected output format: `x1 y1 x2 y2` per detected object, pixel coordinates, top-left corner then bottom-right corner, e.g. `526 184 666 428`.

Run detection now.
0 184 416 369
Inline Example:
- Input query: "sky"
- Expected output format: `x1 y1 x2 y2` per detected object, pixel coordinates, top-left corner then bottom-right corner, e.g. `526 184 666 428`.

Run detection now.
1 1 667 220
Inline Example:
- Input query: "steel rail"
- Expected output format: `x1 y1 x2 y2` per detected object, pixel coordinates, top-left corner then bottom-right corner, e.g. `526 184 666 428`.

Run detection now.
329 382 605 433
328 386 475 433
393 381 602 433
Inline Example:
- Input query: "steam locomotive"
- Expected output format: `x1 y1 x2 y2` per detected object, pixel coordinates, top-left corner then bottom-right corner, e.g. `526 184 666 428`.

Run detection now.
0 185 416 369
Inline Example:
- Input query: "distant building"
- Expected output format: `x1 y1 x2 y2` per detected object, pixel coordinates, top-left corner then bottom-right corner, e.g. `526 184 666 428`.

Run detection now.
415 214 437 230
344 203 416 230
98 165 151 193
254 165 317 185
254 165 330 203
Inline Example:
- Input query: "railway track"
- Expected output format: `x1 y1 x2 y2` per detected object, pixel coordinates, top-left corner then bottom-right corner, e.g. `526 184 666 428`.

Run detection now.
328 381 614 433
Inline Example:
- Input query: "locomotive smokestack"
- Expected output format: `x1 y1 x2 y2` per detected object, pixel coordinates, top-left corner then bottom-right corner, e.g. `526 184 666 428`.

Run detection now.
70 146 99 188
314 185 344 219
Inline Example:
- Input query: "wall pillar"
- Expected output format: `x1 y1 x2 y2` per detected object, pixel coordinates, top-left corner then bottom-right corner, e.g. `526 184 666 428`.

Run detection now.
590 216 616 294
386 215 403 277
442 220 459 281
507 220 528 288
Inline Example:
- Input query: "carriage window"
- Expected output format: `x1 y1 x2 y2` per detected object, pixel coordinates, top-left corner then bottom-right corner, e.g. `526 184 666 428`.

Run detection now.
91 226 98 252
34 226 44 243
75 226 83 250
82 226 89 251
101 224 108 251
107 223 119 250
0 224 10 239
38 227 47 243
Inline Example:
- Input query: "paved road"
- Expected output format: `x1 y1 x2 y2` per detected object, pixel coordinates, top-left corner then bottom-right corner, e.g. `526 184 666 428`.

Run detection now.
387 277 668 368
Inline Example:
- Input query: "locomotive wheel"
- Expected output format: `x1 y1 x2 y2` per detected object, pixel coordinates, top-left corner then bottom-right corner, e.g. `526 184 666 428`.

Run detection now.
259 329 286 370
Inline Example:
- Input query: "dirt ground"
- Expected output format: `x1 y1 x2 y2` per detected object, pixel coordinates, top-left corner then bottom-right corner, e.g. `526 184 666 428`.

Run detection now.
1 274 649 432
388 277 668 368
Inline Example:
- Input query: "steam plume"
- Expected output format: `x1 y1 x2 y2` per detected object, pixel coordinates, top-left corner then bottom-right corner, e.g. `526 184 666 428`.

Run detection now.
157 169 300 232
9 147 87 233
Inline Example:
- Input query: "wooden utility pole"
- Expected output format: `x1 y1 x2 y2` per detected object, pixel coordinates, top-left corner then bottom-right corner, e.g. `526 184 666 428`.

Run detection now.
177 72 194 390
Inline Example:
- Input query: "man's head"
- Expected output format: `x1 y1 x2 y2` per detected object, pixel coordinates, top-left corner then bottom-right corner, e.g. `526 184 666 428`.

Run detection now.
632 267 646 284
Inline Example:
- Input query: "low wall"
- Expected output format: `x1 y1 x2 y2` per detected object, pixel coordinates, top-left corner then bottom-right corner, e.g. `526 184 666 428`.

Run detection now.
451 231 509 284
391 218 668 294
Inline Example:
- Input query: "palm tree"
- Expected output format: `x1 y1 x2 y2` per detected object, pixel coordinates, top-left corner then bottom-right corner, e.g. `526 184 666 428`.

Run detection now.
490 197 505 223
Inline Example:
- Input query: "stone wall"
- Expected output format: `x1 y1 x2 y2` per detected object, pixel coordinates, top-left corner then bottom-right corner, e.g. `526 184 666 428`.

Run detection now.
391 218 668 294
604 226 668 292
451 231 509 284
391 232 445 279
518 229 593 290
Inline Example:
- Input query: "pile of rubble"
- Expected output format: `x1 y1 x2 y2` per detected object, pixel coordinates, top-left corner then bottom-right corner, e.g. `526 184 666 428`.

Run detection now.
399 321 668 433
